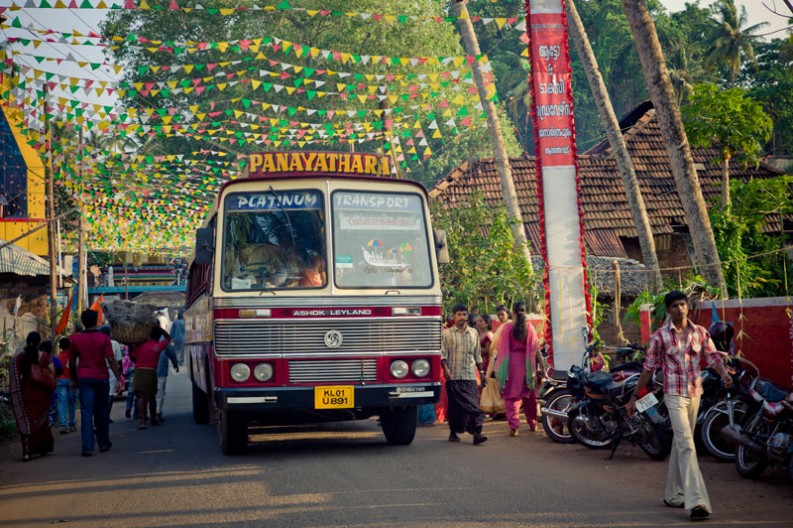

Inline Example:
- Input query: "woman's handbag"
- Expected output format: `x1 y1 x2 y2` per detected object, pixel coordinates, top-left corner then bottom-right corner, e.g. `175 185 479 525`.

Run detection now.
480 355 505 414
30 363 56 391
480 380 505 414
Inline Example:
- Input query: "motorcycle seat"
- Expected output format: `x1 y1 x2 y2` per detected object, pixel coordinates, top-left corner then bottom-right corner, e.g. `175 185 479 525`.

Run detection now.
610 361 643 374
754 378 789 403
588 371 613 390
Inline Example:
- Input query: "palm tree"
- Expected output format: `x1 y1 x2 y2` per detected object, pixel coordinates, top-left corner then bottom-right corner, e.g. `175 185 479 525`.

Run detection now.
621 0 727 295
567 0 662 290
706 0 769 84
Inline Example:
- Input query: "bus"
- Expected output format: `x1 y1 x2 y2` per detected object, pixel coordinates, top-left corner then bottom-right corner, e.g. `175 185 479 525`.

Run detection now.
184 151 447 455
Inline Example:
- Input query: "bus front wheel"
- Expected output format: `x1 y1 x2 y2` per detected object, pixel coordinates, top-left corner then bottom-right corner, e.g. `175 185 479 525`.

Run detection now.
217 408 247 456
380 406 417 446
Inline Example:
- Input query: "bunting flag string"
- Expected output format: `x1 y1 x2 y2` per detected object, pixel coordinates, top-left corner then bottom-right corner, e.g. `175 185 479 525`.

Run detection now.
110 34 492 69
1 7 524 31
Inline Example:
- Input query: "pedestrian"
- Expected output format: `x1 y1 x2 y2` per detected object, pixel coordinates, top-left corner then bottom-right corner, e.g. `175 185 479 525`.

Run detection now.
40 341 59 426
100 326 125 423
55 337 77 434
476 314 495 374
123 348 137 420
155 340 179 423
495 304 511 326
8 331 56 461
494 301 545 436
170 311 185 366
441 303 487 445
627 290 733 522
70 309 123 457
130 325 171 429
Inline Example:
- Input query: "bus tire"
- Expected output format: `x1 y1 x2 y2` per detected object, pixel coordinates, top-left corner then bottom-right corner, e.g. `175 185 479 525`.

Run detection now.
192 380 210 425
380 406 417 446
218 408 247 456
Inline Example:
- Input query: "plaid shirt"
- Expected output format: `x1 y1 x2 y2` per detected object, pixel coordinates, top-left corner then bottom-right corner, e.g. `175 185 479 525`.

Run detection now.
643 320 725 397
441 325 482 381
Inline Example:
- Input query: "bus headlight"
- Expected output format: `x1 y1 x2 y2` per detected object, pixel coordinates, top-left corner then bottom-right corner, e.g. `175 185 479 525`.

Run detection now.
390 360 409 379
411 359 431 378
230 363 251 383
253 363 273 382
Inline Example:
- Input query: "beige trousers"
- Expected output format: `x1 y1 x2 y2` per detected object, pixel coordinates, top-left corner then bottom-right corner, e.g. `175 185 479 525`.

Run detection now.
664 394 712 512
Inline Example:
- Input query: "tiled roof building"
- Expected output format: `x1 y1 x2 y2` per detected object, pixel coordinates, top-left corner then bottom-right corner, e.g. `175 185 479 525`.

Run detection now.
430 103 790 274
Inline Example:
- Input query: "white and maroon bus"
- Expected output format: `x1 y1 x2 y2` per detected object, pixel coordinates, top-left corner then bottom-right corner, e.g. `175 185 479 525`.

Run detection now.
184 151 447 455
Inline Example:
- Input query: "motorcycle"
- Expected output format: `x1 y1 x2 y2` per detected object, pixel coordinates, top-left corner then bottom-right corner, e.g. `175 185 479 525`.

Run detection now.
721 377 793 480
539 341 645 444
696 322 759 461
559 332 671 460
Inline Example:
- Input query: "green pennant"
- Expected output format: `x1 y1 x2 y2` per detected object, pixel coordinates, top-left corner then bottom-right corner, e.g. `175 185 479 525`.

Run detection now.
457 106 469 116
398 16 409 25
287 107 297 116
276 0 291 10
241 98 252 109
293 78 303 88
137 65 148 75
306 90 317 100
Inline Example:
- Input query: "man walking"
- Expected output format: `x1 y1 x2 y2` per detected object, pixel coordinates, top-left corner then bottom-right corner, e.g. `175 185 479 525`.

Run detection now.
441 303 487 445
70 309 123 456
628 290 732 521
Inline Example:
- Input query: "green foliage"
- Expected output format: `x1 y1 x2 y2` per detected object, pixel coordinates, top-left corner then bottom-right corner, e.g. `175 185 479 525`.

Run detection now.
431 191 538 316
682 83 772 166
747 39 793 157
704 0 769 84
101 0 521 188
710 175 793 297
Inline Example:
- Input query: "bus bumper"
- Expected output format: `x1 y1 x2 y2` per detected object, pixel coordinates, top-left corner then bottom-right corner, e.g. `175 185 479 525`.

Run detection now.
214 383 441 412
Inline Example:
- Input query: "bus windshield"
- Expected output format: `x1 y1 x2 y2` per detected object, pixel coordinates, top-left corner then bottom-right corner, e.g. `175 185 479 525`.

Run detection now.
221 189 326 291
331 190 433 289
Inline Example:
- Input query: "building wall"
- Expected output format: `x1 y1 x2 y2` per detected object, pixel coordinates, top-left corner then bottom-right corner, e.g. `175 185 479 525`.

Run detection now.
0 85 48 256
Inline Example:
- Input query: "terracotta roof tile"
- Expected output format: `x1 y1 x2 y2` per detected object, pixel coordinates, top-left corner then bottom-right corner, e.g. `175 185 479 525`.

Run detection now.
430 108 788 257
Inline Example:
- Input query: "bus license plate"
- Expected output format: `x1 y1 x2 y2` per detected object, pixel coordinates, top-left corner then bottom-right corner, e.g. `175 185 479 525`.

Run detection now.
315 386 354 409
635 392 659 414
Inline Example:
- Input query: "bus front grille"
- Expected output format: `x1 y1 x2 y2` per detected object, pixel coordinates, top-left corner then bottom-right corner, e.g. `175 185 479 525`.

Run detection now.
288 359 378 383
213 318 441 356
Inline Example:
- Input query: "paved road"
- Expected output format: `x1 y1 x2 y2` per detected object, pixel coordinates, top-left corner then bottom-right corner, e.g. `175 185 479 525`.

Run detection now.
1 372 791 528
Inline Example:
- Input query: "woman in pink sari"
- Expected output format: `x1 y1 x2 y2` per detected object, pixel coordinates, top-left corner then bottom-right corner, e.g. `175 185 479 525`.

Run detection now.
9 331 56 461
494 302 542 436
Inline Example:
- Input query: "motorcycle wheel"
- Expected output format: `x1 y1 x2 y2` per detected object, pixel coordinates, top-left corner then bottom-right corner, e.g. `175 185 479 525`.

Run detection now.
701 400 749 461
568 406 614 449
734 414 768 479
636 420 671 461
541 389 575 444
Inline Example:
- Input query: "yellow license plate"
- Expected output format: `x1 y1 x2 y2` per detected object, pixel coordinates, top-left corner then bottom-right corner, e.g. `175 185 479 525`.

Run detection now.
314 386 354 409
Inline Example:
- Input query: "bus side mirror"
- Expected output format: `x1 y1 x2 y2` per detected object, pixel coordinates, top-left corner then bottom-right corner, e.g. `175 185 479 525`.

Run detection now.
194 227 214 265
433 229 449 264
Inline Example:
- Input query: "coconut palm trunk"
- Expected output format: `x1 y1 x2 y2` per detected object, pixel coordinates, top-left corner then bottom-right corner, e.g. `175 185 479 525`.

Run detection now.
567 0 662 291
621 0 727 295
722 154 731 212
452 0 533 273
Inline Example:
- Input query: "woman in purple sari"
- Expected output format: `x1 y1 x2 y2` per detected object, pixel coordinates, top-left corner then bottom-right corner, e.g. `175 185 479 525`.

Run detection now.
494 302 542 436
9 331 56 461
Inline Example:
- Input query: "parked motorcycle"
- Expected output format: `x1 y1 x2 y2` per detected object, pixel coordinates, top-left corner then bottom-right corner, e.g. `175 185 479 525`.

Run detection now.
721 377 793 479
563 334 671 460
697 322 759 461
539 341 644 444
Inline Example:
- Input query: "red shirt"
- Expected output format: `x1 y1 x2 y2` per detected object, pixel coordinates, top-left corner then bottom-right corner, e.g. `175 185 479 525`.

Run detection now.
131 338 170 369
57 349 71 380
643 320 725 397
70 329 115 380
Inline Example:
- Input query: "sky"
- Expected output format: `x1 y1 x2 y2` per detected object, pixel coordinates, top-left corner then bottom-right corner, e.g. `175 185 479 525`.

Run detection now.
660 0 791 37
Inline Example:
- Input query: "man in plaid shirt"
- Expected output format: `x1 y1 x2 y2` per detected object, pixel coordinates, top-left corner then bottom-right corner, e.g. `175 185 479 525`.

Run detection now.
441 303 487 445
628 290 732 521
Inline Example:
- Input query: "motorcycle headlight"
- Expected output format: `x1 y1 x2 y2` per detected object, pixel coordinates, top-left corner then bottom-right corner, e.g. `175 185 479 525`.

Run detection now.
230 363 251 383
411 359 430 378
390 360 409 379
